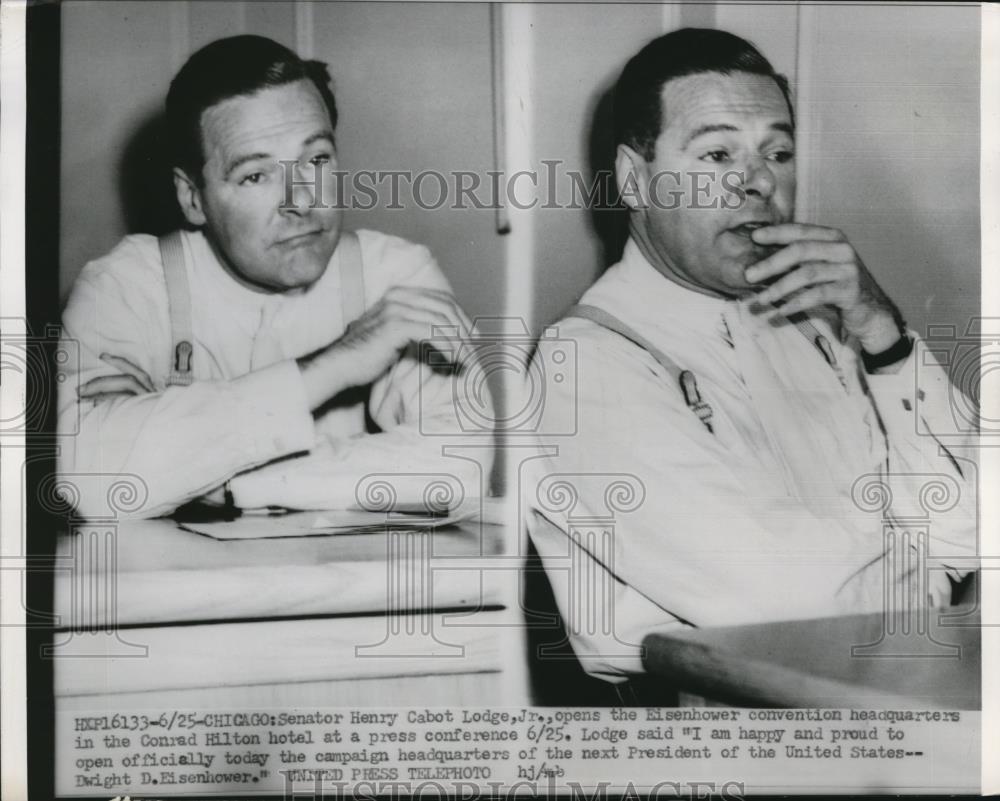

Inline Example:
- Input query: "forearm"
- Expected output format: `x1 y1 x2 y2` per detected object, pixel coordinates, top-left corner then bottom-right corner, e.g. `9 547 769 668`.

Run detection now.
228 421 487 511
298 346 366 411
58 360 315 518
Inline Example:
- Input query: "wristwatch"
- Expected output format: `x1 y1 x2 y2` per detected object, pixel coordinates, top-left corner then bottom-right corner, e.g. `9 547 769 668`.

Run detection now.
861 331 914 372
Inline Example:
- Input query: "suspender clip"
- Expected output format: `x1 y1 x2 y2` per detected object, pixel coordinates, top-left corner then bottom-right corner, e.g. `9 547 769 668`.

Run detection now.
174 340 193 374
679 370 714 433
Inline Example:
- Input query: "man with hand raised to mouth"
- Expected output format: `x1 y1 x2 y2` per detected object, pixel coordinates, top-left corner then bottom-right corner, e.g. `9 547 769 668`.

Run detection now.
527 28 976 685
58 36 490 519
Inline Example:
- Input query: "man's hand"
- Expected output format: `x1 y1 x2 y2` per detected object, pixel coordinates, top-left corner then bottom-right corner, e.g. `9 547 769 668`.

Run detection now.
78 353 155 403
744 223 903 354
299 286 475 410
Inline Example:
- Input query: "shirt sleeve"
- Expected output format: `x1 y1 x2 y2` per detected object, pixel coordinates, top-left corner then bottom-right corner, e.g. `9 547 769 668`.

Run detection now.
227 236 493 511
527 323 932 637
860 333 979 570
58 253 315 519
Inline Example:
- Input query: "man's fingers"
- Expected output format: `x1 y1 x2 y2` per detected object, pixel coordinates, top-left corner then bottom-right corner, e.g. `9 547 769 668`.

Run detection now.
404 298 478 366
344 285 477 369
391 308 473 367
78 372 148 400
384 286 469 321
384 294 473 341
389 318 470 367
365 304 470 365
384 299 468 338
754 261 845 307
745 240 853 284
762 285 833 319
99 353 155 392
750 223 847 246
79 375 146 398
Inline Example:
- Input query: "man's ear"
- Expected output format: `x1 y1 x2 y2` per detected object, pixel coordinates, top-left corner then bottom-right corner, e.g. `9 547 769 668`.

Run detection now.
614 144 649 212
173 167 206 227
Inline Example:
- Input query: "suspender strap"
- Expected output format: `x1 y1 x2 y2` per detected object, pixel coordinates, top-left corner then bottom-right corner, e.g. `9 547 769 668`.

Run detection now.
337 231 366 323
159 231 194 386
158 231 365 388
565 304 848 434
565 303 714 434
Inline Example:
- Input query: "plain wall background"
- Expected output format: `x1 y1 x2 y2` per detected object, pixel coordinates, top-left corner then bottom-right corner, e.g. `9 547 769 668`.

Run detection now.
796 4 980 341
61 2 981 343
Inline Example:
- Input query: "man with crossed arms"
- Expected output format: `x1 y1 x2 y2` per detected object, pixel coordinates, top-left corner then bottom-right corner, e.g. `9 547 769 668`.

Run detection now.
58 36 488 519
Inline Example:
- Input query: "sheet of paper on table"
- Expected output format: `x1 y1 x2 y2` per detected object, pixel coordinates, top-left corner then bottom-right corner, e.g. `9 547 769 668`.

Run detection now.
179 507 474 541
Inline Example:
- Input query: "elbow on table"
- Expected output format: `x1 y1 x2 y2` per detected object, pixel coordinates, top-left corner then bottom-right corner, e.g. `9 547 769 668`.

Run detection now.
53 448 171 521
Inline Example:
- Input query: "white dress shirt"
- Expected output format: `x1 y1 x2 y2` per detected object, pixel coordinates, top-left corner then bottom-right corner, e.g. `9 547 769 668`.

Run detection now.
527 238 977 680
58 229 488 518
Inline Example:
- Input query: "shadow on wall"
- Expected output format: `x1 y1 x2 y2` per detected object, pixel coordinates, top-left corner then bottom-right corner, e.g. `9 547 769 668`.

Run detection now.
586 82 629 273
118 112 186 236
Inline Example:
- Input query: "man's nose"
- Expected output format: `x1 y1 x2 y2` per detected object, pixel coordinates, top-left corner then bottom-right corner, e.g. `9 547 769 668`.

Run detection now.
740 156 776 200
279 163 320 216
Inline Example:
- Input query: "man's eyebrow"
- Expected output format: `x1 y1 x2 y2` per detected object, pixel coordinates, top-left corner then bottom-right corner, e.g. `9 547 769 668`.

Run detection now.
224 151 270 180
682 123 738 149
223 131 335 179
682 121 794 149
303 130 335 148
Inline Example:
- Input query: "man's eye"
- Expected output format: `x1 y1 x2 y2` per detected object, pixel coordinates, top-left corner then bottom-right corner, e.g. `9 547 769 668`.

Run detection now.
700 150 730 164
239 172 266 186
309 153 332 166
769 149 795 164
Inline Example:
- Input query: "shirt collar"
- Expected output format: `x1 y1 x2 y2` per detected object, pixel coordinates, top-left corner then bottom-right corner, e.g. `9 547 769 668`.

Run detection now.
583 237 735 338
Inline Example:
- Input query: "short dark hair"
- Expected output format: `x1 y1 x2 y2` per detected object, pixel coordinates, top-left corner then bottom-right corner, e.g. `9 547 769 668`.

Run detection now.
613 28 793 162
166 35 338 183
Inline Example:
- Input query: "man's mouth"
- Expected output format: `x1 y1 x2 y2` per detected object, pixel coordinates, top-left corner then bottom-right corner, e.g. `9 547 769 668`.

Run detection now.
276 230 323 247
727 221 771 239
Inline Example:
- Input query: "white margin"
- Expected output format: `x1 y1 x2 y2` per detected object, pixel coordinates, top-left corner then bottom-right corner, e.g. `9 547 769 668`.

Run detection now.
980 2 999 795
0 1 29 799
